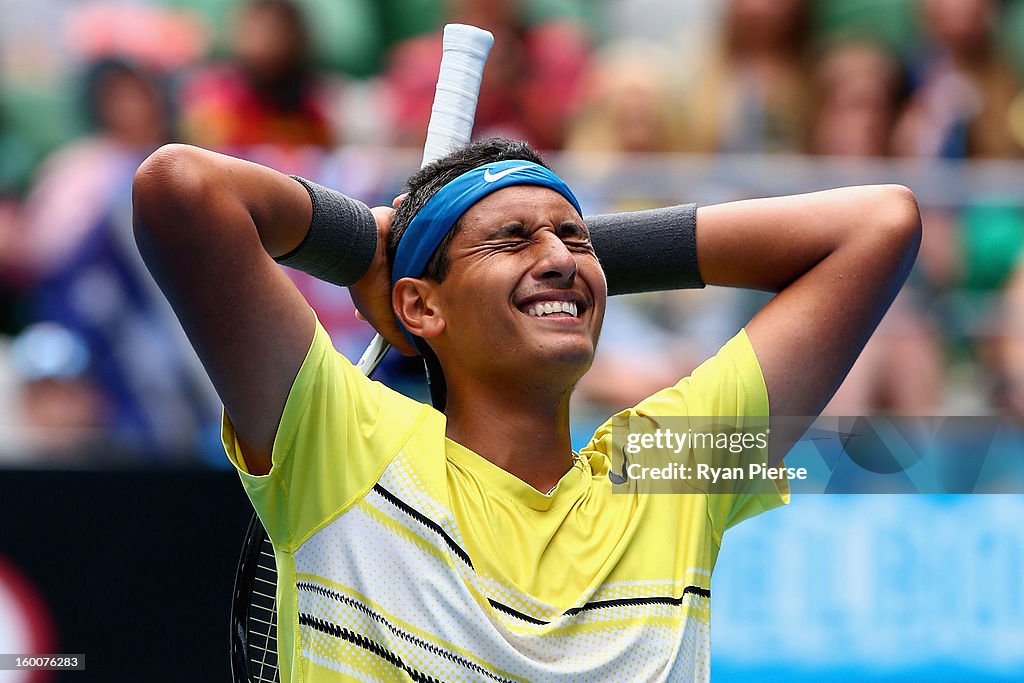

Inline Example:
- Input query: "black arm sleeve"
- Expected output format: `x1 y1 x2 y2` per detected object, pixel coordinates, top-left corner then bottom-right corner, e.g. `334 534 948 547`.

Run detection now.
586 203 703 296
273 176 378 287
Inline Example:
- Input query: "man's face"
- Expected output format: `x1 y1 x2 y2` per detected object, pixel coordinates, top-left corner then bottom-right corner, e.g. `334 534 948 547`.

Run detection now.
428 185 606 387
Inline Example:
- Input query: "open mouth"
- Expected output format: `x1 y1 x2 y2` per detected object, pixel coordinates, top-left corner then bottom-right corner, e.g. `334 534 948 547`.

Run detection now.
515 292 589 321
524 301 579 318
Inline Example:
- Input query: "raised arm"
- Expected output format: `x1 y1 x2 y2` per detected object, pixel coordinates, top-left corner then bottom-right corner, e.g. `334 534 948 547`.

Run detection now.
132 144 385 474
697 185 922 429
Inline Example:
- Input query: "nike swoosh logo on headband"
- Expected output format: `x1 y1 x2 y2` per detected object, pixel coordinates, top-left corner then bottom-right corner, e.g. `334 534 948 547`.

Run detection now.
483 165 532 182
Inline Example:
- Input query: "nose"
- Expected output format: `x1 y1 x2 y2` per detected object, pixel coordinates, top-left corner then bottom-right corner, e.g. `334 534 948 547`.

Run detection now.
530 231 577 286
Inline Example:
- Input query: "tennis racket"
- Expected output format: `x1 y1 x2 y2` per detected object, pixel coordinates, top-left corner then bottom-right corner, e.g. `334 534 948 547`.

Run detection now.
229 23 494 683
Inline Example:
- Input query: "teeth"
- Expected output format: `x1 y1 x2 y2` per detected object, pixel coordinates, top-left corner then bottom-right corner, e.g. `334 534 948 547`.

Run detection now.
526 301 580 317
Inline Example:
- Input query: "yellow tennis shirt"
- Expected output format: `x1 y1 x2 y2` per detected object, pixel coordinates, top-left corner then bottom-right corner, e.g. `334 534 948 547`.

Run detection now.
224 318 788 682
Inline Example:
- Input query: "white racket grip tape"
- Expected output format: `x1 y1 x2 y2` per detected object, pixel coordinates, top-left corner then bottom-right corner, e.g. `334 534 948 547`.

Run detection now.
421 24 494 168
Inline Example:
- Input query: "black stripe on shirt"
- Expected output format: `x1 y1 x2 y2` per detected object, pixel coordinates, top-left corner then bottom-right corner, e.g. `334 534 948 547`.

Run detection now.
369 485 710 627
299 613 443 683
297 582 515 683
372 484 474 568
490 585 711 626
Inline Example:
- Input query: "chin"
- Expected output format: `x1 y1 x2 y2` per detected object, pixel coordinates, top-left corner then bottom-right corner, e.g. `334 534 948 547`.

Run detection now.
544 342 595 376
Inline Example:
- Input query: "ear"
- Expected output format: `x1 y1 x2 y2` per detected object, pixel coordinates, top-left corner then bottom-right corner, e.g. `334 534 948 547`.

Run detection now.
392 277 446 339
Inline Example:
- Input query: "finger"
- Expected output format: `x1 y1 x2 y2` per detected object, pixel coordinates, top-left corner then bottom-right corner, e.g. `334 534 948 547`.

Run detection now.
355 310 366 321
379 324 418 356
370 206 396 240
371 206 395 221
391 335 419 357
392 193 409 209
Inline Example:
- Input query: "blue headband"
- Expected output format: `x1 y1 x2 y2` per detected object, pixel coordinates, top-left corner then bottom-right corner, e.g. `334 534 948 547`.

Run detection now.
391 160 582 288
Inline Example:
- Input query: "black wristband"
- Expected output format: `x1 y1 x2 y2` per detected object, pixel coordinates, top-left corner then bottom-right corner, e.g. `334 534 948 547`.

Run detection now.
587 203 703 296
274 176 378 287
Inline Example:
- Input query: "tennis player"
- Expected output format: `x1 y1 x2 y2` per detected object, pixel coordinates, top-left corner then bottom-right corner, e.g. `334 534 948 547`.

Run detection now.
133 138 920 681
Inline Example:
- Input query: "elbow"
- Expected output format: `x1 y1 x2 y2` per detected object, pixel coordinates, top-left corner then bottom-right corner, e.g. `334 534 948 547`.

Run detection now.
133 144 206 220
872 185 922 290
871 184 922 269
132 144 213 247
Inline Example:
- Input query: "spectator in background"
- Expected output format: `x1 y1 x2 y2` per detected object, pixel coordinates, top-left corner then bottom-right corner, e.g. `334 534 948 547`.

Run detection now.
15 57 221 461
16 58 172 282
181 0 339 149
809 42 907 159
893 0 1021 158
890 0 1024 413
810 41 945 415
566 42 686 158
677 0 812 154
0 323 108 462
382 0 591 151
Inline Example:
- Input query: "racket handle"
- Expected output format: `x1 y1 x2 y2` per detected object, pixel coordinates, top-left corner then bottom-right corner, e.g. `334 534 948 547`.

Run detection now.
358 24 492 378
356 332 390 375
421 24 494 168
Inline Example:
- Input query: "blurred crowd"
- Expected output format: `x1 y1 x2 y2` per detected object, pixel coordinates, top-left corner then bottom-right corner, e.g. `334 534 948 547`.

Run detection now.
2 0 1024 463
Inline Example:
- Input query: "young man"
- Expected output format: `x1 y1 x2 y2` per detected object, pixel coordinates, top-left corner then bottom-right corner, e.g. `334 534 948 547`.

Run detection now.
133 138 920 681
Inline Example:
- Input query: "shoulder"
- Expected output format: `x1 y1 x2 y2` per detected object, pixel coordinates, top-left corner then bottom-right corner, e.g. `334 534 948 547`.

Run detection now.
580 329 766 458
637 329 767 417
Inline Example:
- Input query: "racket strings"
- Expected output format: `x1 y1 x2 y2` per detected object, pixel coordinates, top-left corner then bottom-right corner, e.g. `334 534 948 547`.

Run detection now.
248 536 281 682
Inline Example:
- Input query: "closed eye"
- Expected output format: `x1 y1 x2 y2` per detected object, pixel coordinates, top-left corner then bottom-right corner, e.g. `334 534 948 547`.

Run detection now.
494 240 531 251
557 221 593 251
487 222 530 241
484 221 592 251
